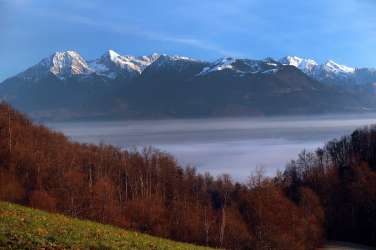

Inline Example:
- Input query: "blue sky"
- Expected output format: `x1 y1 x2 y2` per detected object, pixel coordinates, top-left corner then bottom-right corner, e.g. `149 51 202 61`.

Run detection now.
1 0 376 81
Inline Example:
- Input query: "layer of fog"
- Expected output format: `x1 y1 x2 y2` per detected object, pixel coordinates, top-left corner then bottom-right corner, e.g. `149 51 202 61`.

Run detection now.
47 114 376 181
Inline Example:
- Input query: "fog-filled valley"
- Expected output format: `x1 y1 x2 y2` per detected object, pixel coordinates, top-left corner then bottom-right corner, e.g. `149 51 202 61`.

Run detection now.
48 113 376 180
2 103 376 249
3 0 376 249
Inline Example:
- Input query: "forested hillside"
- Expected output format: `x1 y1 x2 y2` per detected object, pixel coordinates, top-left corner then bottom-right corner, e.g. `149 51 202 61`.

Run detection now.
283 127 376 246
0 102 375 249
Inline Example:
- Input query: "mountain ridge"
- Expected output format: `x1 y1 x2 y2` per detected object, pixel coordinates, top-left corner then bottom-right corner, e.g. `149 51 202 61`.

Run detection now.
1 50 376 120
6 50 376 84
279 55 376 86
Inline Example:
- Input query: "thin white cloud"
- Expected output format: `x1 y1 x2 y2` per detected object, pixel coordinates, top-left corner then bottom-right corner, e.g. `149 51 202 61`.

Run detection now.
134 32 242 57
162 37 242 57
27 6 242 57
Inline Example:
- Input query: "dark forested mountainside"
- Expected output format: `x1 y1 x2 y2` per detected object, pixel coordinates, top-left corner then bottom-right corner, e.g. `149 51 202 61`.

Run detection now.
0 102 375 249
0 64 369 121
0 75 129 120
125 65 364 118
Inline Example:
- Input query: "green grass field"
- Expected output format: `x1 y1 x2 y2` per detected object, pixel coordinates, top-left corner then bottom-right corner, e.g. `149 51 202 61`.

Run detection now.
0 202 214 250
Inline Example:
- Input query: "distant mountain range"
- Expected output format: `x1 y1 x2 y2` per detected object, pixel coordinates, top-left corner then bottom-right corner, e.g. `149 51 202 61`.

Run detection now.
1 50 376 120
280 56 376 86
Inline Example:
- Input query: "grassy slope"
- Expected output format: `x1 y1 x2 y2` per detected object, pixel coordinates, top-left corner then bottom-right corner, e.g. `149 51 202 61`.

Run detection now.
0 202 214 250
319 242 376 250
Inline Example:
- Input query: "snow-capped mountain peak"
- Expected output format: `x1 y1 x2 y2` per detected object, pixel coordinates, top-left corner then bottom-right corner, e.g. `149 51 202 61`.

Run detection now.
198 57 237 75
144 54 201 73
198 57 285 76
215 57 237 66
89 50 160 79
17 50 92 81
310 60 356 82
48 51 92 77
211 57 236 70
100 49 143 72
155 54 197 63
107 49 120 61
279 56 318 74
322 60 355 74
280 56 360 83
280 56 303 67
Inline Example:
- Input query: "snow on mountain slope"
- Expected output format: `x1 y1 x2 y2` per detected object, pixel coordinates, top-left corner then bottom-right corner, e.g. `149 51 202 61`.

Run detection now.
279 56 318 74
321 60 355 74
151 54 199 66
17 51 93 81
49 51 92 77
198 57 284 76
280 56 362 84
199 57 237 75
144 54 203 73
89 50 160 79
309 60 356 83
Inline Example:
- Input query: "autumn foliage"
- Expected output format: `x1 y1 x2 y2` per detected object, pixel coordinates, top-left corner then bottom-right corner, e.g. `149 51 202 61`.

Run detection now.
282 132 376 246
0 102 374 249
